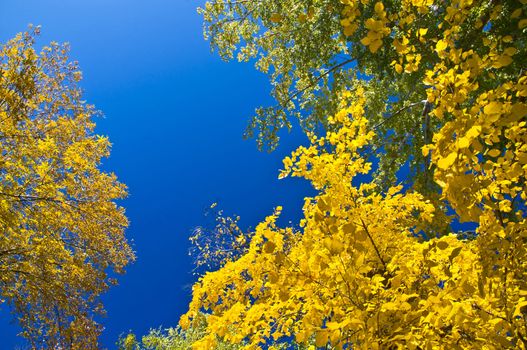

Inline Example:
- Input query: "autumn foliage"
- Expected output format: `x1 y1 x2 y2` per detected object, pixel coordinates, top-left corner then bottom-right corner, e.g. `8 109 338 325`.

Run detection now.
180 0 527 349
2 0 527 348
0 29 133 348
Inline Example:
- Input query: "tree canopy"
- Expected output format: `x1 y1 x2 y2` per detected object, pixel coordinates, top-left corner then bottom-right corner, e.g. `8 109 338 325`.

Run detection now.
179 0 527 349
117 313 248 350
4 0 525 347
0 29 134 348
200 0 526 197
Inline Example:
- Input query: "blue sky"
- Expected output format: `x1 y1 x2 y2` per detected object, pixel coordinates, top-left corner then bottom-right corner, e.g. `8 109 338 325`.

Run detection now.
0 1 313 348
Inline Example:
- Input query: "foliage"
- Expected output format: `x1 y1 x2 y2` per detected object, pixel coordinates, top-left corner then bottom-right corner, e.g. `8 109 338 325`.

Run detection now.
65 0 527 347
183 85 527 349
182 0 527 346
117 314 317 350
0 29 134 348
118 208 315 350
189 204 252 275
199 0 526 200
117 313 253 350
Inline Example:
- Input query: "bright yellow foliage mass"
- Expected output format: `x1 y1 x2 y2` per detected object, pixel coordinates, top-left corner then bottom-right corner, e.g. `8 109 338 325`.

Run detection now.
0 29 133 348
184 0 527 348
183 86 526 349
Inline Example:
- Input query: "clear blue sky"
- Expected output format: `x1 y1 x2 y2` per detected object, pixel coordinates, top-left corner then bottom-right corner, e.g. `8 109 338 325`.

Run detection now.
0 1 312 348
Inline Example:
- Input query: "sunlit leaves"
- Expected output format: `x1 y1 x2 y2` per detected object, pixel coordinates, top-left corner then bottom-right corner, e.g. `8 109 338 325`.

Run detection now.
0 29 133 348
182 92 490 349
189 0 527 348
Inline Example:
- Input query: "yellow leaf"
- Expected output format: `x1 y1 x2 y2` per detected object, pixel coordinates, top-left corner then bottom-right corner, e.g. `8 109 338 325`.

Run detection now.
270 13 282 23
483 101 502 115
179 314 190 329
466 125 482 139
342 223 355 234
436 241 449 250
326 321 340 330
315 331 328 347
437 152 457 169
369 39 383 53
511 8 522 18
494 55 513 67
422 144 434 157
487 149 501 157
458 137 470 149
374 2 384 13
435 39 448 52
513 299 527 317
510 103 527 121
449 247 462 261
355 229 368 241
295 332 307 343
361 36 371 46
264 241 276 253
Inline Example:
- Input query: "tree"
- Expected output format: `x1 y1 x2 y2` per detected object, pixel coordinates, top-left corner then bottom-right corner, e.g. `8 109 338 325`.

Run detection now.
116 313 245 350
199 0 525 199
181 0 527 348
189 204 252 275
117 313 316 349
119 206 317 349
0 28 134 348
